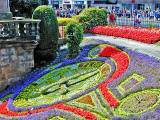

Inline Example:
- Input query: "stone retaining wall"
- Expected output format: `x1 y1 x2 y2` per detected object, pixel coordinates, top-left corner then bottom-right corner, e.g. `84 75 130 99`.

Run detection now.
0 39 38 91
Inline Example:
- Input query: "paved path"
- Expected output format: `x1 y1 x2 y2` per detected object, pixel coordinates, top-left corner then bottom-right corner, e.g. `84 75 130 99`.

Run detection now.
83 33 160 60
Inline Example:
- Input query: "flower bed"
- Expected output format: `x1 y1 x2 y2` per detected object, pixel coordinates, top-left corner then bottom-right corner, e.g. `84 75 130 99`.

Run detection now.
88 25 160 44
0 39 159 119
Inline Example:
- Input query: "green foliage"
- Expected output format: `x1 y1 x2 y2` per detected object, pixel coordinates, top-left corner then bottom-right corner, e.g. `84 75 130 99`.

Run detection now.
32 5 59 66
58 18 78 26
65 22 83 59
73 7 108 30
10 0 49 18
10 0 39 18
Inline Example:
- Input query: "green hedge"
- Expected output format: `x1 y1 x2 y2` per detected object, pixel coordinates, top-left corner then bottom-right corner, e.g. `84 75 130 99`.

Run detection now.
32 5 59 66
73 7 108 30
58 18 78 26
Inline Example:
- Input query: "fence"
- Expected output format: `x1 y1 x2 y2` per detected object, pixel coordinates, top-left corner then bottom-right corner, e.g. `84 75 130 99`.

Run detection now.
113 16 160 28
58 15 160 40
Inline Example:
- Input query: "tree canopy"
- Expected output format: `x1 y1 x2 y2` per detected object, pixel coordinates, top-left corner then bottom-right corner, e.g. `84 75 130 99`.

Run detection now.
10 0 48 18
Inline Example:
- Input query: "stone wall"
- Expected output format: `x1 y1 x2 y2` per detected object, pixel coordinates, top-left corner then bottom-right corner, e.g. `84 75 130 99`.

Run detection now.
0 39 38 91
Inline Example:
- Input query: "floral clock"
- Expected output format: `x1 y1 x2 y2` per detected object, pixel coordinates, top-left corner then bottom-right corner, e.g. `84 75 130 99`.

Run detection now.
0 41 160 120
13 60 111 107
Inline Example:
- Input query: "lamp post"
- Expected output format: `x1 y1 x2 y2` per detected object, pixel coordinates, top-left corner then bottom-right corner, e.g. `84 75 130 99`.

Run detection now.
0 0 12 20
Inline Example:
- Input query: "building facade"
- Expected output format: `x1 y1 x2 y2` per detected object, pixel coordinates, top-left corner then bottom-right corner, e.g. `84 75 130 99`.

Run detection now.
117 0 160 10
48 0 117 9
48 0 87 9
48 0 160 10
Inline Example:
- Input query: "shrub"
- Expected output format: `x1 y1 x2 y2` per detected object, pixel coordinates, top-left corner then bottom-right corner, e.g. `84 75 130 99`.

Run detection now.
73 7 108 30
32 5 59 66
58 18 78 26
65 22 83 59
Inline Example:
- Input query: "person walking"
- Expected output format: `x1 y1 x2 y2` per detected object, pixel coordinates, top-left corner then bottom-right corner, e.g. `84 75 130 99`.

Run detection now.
154 9 158 20
109 13 115 25
135 10 141 27
150 10 154 19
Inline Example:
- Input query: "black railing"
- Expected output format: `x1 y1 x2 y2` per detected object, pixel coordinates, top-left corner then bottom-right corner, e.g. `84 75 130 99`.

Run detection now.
110 16 160 28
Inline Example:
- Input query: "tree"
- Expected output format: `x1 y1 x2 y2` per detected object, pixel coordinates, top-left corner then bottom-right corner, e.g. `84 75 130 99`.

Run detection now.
10 0 39 18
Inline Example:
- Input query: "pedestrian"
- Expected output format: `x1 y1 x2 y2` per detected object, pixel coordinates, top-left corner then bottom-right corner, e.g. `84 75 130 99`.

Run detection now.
109 13 115 25
150 10 154 19
146 8 149 17
154 9 158 20
126 9 130 18
132 9 135 18
135 10 141 27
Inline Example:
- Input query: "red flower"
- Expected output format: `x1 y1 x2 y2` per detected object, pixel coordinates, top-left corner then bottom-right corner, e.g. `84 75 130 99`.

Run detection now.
0 101 97 119
98 46 130 108
89 25 160 44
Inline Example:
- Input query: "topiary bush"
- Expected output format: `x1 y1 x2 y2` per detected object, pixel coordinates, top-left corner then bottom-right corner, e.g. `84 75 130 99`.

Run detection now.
73 7 108 30
65 22 83 59
32 5 59 66
58 18 78 38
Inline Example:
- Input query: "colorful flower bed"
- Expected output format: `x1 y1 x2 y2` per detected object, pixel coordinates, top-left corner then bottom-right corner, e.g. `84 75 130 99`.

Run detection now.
88 25 160 44
0 39 159 119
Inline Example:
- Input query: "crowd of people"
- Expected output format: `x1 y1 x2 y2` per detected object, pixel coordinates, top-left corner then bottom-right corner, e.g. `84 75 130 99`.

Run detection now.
55 7 160 23
108 8 160 20
55 8 83 17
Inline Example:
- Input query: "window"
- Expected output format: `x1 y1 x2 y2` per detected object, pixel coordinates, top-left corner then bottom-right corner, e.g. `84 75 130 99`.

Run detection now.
138 4 144 10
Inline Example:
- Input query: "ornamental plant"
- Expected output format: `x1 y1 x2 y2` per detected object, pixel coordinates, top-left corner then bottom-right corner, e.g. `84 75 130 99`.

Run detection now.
32 5 59 66
65 22 83 59
58 18 78 38
73 7 108 30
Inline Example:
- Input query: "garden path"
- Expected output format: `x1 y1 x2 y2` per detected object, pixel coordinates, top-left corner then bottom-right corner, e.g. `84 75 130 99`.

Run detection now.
83 33 160 60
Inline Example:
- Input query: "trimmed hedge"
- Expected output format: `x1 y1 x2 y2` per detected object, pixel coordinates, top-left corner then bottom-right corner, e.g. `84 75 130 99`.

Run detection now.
32 5 59 66
65 22 83 59
58 18 78 26
73 7 108 30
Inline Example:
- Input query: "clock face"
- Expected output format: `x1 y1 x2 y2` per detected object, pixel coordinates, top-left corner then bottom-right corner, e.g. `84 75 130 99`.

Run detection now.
13 60 111 107
118 90 160 115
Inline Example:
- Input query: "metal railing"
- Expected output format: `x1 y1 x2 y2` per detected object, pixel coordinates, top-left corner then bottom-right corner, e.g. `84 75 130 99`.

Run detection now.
113 16 160 28
0 19 41 40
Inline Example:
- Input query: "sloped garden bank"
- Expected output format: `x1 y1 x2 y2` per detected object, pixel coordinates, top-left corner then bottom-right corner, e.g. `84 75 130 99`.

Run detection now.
0 39 159 119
